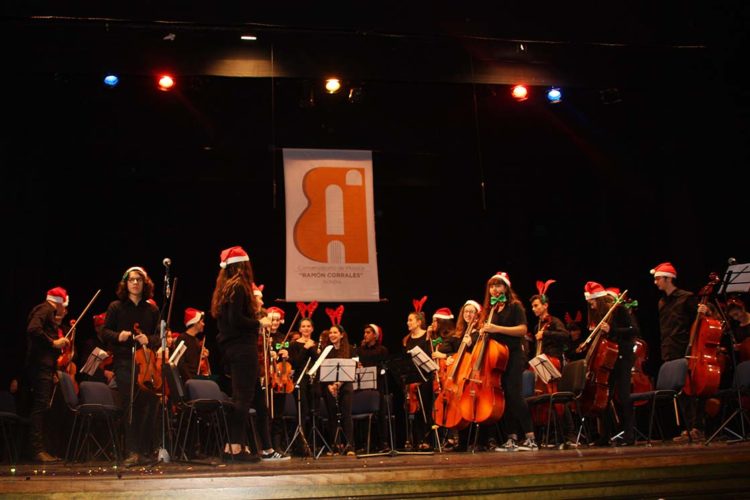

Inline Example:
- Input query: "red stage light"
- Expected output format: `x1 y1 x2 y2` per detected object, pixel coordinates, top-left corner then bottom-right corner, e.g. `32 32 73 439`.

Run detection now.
511 84 528 101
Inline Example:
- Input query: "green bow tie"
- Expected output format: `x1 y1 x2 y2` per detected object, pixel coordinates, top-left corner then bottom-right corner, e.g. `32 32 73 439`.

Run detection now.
431 337 443 347
624 300 639 309
490 294 507 306
275 341 289 350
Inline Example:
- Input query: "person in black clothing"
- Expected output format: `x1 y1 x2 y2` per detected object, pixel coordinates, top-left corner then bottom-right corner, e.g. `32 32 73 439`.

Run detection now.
101 266 161 465
650 262 708 442
727 297 750 345
266 305 293 456
583 281 638 446
78 312 116 387
564 312 585 361
402 300 433 450
480 272 537 452
355 323 390 451
210 246 272 462
175 308 207 382
321 311 355 456
25 286 71 462
529 290 570 364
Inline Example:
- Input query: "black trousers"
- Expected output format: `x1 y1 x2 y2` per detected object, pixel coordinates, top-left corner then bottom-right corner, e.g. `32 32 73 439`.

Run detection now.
26 364 55 455
322 382 354 447
501 344 534 436
114 361 159 455
223 344 258 446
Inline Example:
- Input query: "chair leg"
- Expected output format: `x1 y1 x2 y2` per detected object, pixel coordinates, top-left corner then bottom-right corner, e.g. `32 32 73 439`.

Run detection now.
366 415 372 454
647 396 656 445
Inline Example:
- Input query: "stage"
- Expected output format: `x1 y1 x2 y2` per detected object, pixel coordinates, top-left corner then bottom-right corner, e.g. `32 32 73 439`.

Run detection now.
1 441 749 499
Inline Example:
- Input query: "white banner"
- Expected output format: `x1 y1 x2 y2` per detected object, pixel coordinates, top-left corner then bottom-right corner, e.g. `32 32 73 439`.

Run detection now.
284 148 380 302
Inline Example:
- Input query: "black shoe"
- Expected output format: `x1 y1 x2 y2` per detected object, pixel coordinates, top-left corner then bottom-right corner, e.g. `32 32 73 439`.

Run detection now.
33 451 61 463
123 452 141 466
224 450 260 463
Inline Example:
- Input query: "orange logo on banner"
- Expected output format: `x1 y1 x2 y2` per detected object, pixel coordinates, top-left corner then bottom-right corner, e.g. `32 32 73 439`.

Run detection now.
294 167 368 263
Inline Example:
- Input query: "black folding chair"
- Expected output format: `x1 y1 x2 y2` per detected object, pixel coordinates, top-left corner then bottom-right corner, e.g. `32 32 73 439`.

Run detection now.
351 389 380 454
0 390 26 464
629 358 687 445
706 360 750 444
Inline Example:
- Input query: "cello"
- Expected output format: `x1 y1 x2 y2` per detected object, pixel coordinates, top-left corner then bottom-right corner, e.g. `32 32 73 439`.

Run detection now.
577 290 627 416
530 316 564 425
459 307 509 424
433 321 474 430
684 273 724 397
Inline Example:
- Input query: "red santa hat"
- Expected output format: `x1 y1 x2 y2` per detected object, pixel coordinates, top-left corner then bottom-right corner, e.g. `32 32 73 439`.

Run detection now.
490 271 512 288
367 323 383 344
266 306 285 323
584 281 608 300
219 245 250 269
184 308 205 327
432 307 454 320
46 287 69 307
464 300 482 313
650 262 677 279
92 312 106 328
252 283 264 298
122 266 148 281
605 287 620 298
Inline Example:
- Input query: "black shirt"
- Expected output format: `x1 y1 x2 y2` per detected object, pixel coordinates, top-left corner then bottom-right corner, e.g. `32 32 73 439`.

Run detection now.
215 283 261 350
101 297 160 365
175 332 201 381
532 315 570 359
355 342 389 367
487 301 528 351
658 288 697 361
26 302 59 368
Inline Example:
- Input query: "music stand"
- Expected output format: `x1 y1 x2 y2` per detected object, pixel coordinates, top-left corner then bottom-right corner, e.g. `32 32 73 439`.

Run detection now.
529 354 561 384
319 358 356 455
719 262 750 296
305 345 334 459
408 346 442 452
284 357 313 457
354 366 378 391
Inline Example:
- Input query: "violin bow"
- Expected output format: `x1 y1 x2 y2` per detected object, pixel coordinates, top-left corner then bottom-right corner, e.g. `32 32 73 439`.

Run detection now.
64 289 101 340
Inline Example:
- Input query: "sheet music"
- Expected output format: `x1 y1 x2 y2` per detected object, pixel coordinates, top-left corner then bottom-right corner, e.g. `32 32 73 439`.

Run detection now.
81 347 109 376
408 345 438 373
169 340 186 366
529 354 561 384
307 344 334 377
354 365 377 390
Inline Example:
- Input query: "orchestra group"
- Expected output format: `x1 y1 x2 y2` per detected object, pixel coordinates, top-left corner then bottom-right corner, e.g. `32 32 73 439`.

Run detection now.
13 247 750 465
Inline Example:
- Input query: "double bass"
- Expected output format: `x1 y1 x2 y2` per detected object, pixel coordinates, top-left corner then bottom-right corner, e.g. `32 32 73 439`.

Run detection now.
577 290 627 415
684 273 724 397
433 321 474 430
459 307 509 424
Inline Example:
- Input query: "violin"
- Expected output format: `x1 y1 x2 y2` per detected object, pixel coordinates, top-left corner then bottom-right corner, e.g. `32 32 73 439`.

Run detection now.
57 319 79 393
684 274 723 397
133 323 163 394
197 336 211 377
272 339 294 394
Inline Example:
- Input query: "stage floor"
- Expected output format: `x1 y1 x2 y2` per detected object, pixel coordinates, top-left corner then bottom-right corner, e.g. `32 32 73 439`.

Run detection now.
2 441 749 499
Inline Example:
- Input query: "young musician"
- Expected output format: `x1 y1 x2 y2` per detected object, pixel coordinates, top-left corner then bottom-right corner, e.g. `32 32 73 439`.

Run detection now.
650 262 708 443
321 308 355 456
355 323 390 452
480 272 537 452
25 287 71 462
402 298 434 450
211 246 270 462
726 297 750 345
101 267 161 465
583 281 638 446
529 284 570 364
266 306 294 457
174 308 207 382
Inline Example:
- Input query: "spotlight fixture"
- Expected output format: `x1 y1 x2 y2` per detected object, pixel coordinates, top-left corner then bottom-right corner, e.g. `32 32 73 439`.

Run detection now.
325 78 341 94
240 35 257 41
157 74 175 91
511 84 529 101
103 74 120 88
546 87 562 103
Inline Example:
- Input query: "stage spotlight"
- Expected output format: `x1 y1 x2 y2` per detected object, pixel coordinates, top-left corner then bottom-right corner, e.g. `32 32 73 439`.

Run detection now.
157 74 175 91
240 34 257 41
546 87 562 103
103 74 119 88
511 84 528 101
325 78 341 94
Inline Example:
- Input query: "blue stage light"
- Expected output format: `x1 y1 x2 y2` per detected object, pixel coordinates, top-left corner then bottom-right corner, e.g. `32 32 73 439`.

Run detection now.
103 75 119 87
546 88 562 103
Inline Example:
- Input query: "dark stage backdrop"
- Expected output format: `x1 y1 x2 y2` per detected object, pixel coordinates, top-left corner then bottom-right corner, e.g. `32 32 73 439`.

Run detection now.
2 68 747 384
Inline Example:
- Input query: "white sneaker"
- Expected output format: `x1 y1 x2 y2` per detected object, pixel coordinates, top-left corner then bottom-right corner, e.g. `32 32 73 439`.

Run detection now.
495 438 517 452
517 438 539 451
261 451 291 461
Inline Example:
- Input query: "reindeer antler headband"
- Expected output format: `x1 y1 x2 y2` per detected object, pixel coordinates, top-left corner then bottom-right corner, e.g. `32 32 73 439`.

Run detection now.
535 279 556 304
296 301 319 319
325 305 345 326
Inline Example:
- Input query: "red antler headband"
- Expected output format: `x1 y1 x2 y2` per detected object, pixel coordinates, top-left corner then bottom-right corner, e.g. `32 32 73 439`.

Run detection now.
296 301 319 319
325 305 344 326
535 279 556 303
412 295 427 313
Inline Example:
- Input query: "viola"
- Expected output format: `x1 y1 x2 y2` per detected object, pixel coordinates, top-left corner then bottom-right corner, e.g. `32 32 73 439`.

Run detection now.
684 274 723 397
133 323 163 394
57 320 79 393
578 291 626 416
459 308 509 424
630 338 653 406
197 336 211 377
433 324 474 430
